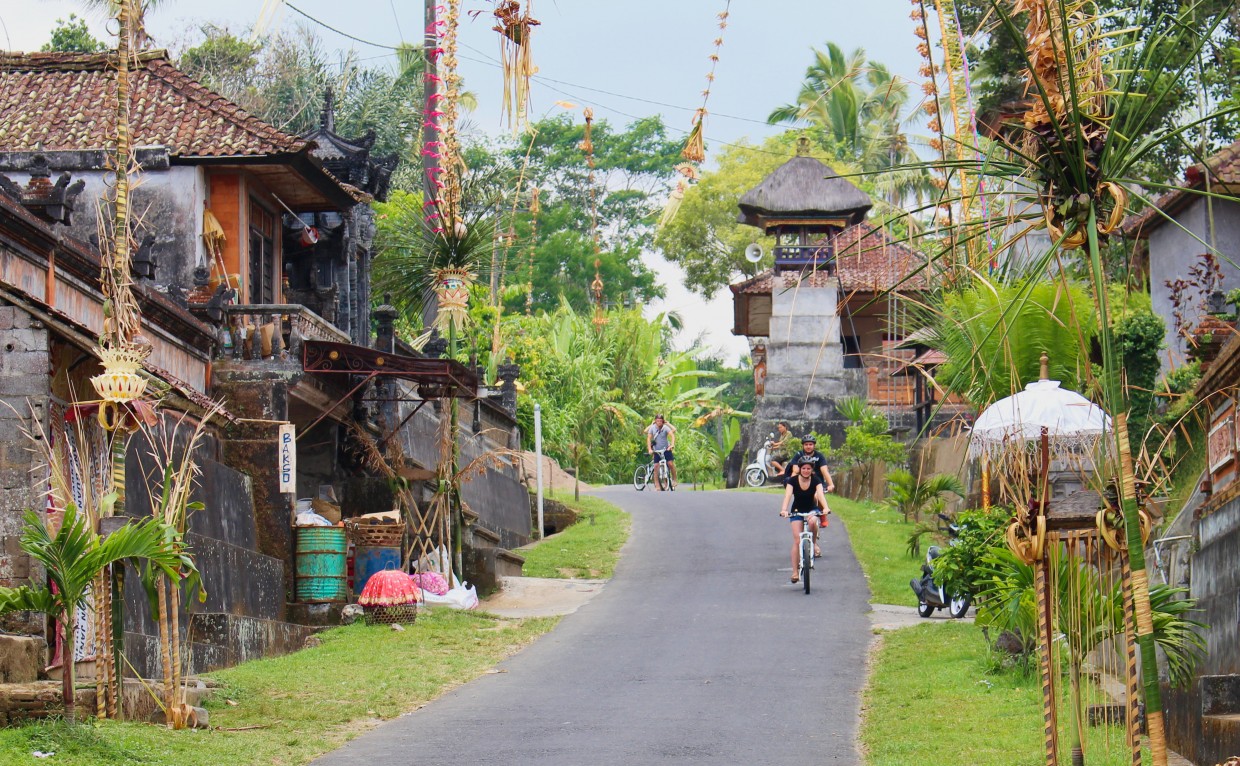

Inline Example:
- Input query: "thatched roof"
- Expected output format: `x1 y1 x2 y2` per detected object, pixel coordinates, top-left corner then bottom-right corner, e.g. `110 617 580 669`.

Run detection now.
737 144 872 229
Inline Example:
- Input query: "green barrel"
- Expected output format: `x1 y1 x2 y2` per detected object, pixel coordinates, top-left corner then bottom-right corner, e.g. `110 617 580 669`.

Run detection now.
295 527 348 602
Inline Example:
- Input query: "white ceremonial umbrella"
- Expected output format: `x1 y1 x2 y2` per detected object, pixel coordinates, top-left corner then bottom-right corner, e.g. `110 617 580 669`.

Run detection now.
968 378 1111 461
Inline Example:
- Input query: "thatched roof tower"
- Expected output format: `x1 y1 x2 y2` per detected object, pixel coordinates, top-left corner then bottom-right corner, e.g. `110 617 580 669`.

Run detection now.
737 137 872 230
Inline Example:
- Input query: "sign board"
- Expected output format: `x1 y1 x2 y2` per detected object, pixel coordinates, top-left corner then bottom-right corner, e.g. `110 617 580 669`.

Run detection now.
1208 403 1234 475
278 424 296 494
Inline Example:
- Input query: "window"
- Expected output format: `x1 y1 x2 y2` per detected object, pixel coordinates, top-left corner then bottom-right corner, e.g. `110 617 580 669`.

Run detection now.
248 201 277 304
842 334 862 369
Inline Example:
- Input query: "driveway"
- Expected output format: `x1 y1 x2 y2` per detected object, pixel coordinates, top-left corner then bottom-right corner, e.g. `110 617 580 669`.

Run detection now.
312 486 874 765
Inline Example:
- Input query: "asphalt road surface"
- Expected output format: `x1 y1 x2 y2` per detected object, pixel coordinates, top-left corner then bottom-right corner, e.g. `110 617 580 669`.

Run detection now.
313 486 874 765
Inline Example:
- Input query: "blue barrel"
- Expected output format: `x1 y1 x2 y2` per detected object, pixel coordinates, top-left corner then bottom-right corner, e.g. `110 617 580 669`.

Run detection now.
295 527 348 602
354 546 402 595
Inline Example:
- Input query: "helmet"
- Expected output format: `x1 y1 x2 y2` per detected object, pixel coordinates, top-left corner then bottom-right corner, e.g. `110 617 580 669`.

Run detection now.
800 434 816 444
796 455 817 466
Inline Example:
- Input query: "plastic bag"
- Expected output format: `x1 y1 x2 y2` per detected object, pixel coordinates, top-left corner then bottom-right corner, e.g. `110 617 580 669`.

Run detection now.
422 583 478 610
295 511 333 527
412 571 450 596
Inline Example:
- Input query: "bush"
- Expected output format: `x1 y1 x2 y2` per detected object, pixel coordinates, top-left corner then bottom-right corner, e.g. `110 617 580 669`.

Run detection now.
930 506 1011 600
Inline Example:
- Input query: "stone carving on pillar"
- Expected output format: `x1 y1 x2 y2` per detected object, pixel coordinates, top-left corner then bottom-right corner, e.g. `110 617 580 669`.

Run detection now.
423 333 448 359
497 363 520 415
372 294 398 353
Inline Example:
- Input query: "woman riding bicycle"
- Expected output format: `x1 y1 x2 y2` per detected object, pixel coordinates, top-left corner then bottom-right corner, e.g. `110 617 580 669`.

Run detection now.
778 457 829 583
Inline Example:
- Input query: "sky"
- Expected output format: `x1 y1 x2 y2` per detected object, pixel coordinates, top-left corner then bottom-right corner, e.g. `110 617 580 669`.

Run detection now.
1 0 927 363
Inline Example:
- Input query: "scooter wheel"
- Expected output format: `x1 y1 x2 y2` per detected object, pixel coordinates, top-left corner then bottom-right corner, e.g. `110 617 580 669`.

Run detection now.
949 595 971 619
917 601 935 618
744 467 766 487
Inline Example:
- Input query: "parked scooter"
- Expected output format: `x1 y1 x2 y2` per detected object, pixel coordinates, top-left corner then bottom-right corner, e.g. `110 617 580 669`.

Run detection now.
743 434 779 487
910 513 971 618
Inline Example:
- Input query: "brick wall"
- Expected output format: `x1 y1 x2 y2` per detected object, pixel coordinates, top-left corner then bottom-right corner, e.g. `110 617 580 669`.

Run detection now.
0 303 50 635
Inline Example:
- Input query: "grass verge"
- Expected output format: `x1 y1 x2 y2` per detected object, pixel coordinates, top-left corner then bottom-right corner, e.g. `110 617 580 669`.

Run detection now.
0 609 557 766
863 621 1149 766
519 492 631 579
828 495 921 605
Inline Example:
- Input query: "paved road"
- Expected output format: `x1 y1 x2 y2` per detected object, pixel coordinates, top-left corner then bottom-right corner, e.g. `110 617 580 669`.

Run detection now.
313 487 874 765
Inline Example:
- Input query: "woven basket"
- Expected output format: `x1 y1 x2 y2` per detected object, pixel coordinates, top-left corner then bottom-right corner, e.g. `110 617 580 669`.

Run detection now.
346 521 404 547
363 603 418 626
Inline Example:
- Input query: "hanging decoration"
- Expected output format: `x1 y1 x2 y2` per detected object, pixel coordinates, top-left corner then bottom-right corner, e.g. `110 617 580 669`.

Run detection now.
93 0 149 422
591 259 607 327
658 162 700 230
422 3 447 230
680 2 730 164
525 186 540 313
580 108 607 324
493 0 539 134
434 267 473 332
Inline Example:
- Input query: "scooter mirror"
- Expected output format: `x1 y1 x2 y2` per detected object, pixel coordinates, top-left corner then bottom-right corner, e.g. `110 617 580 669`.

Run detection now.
768 432 775 439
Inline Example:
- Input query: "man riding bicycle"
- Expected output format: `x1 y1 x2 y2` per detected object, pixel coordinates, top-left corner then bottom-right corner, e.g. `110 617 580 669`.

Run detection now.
779 457 830 583
645 414 677 491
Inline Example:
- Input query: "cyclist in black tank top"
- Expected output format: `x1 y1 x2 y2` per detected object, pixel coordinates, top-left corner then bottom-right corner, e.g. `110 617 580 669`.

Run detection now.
778 458 829 583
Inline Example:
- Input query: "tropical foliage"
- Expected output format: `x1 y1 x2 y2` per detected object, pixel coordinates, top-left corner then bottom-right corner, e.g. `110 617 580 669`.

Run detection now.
884 469 964 522
0 507 185 720
506 303 743 488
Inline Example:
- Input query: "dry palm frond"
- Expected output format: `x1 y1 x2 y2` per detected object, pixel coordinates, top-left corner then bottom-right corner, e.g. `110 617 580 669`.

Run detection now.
494 0 539 134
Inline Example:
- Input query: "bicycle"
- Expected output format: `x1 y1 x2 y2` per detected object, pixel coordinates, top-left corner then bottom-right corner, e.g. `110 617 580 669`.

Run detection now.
789 510 824 595
632 450 673 491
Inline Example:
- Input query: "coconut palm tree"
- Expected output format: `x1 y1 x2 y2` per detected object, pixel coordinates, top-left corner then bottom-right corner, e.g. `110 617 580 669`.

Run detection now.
0 507 186 721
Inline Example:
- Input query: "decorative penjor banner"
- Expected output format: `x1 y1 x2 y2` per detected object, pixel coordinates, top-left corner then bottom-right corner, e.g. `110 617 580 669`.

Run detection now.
278 424 296 494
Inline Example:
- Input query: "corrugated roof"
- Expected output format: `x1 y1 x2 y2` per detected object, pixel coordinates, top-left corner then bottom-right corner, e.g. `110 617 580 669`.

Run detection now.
729 223 929 295
0 51 307 157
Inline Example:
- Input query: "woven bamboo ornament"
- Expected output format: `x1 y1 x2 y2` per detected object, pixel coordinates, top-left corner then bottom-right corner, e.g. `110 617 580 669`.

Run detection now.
680 2 730 164
433 267 473 332
493 0 539 134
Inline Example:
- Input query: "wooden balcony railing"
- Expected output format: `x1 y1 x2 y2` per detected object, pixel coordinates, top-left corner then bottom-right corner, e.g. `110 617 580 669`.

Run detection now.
217 304 351 361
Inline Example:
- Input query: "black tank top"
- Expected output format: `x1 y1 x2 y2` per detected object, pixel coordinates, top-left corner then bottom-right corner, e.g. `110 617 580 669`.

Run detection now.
789 475 822 513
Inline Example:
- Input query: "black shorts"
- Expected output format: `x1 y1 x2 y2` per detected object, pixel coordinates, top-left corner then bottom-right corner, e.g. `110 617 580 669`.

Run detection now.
653 449 675 463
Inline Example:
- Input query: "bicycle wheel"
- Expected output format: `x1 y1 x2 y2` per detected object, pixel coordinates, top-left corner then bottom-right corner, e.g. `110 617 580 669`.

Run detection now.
655 464 670 491
801 538 813 594
632 464 648 491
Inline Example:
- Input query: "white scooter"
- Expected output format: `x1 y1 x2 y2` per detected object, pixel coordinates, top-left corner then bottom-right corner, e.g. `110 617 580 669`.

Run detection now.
743 434 779 487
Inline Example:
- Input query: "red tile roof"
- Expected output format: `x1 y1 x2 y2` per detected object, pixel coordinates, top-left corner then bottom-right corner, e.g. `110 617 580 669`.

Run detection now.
1125 140 1240 238
0 51 307 157
729 223 930 295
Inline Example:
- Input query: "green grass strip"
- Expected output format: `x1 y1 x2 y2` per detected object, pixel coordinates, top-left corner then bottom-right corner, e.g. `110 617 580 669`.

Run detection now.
0 609 557 766
519 492 631 579
863 622 1149 765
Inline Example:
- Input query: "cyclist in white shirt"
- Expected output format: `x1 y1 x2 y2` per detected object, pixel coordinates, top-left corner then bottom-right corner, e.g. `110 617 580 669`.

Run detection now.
644 414 677 491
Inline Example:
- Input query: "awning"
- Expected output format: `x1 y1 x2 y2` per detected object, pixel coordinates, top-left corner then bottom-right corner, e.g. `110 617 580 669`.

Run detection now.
302 340 478 399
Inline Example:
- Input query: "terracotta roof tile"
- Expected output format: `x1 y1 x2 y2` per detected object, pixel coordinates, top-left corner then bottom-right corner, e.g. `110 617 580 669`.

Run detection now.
1125 140 1240 237
729 223 930 295
0 51 306 157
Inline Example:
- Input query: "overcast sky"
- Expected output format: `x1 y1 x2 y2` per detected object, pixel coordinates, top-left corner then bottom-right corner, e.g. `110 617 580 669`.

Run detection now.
2 0 927 363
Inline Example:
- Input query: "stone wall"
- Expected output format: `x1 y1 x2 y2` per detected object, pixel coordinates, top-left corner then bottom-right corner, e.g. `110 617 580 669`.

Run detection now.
0 303 50 635
1164 492 1240 765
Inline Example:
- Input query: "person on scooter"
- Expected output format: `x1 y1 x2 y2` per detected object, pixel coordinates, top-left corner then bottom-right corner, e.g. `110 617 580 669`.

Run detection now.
768 421 792 477
778 457 829 582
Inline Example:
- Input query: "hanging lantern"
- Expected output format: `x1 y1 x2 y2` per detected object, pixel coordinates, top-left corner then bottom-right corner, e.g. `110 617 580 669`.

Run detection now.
358 568 420 625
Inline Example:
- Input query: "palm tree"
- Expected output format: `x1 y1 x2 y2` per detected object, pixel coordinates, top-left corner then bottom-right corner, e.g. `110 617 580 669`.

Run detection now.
768 43 868 155
770 45 932 206
0 507 186 720
884 469 964 522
